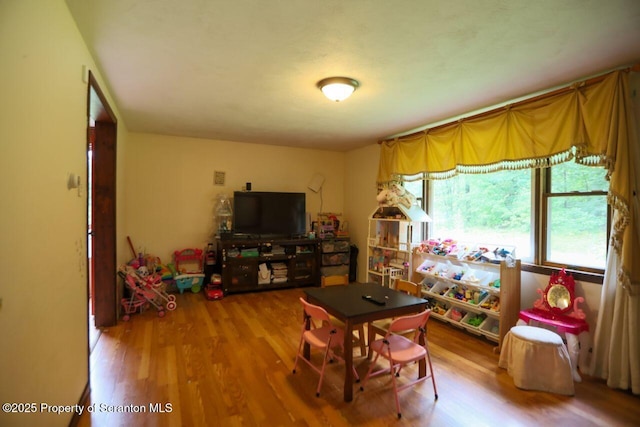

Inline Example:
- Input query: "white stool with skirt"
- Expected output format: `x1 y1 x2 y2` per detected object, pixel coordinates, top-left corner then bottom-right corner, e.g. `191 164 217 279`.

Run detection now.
499 325 574 395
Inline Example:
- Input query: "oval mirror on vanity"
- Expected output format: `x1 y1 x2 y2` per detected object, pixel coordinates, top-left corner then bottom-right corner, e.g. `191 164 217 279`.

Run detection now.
546 284 571 311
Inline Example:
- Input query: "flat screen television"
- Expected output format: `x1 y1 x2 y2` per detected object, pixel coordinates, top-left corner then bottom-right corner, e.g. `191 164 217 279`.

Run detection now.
232 191 306 238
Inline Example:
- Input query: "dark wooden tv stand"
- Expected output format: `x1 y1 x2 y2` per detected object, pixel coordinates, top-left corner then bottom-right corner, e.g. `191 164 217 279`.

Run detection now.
217 236 321 294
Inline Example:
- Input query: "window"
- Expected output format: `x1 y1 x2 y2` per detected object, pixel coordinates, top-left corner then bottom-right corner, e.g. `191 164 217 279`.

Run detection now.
426 169 532 260
404 162 609 275
543 161 609 270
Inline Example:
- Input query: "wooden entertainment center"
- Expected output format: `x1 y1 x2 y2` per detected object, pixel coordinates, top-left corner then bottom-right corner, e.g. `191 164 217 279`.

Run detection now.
217 237 321 294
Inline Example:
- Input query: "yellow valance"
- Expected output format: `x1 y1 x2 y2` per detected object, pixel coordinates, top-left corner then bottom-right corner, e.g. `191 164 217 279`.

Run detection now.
378 70 627 182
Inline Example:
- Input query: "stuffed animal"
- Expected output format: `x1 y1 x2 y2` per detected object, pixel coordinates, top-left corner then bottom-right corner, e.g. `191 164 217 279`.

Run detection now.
389 183 416 208
377 182 417 207
376 186 399 206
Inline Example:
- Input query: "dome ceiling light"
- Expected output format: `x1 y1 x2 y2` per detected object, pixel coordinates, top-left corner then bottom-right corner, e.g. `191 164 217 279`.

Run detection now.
317 77 359 102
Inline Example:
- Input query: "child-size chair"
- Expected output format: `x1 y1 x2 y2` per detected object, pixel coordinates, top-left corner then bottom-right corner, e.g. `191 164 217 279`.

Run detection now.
293 297 360 397
367 280 422 358
360 309 438 419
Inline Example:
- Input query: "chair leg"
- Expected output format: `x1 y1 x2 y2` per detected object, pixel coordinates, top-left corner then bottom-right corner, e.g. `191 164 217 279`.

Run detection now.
362 350 436 418
426 346 438 399
315 345 332 397
292 335 305 374
389 361 402 418
359 348 383 390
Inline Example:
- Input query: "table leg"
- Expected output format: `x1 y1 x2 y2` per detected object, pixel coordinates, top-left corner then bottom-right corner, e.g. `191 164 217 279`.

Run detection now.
344 318 354 402
565 332 582 382
367 322 375 360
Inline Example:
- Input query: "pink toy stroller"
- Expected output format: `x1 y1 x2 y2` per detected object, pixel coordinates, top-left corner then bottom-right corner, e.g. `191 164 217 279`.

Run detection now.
118 266 177 320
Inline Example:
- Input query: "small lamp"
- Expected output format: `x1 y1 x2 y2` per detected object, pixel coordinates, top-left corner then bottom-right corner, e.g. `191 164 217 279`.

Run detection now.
317 77 359 102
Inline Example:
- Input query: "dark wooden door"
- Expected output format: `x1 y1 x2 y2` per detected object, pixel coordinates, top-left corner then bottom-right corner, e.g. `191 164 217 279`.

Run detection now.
89 73 118 327
92 120 117 326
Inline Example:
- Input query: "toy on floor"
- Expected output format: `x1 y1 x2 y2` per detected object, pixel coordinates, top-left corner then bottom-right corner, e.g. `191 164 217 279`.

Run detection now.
205 274 224 300
118 266 177 320
173 248 205 294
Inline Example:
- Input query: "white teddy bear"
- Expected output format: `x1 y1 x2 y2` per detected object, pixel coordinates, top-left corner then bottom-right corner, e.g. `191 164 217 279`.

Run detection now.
377 183 415 208
376 188 394 206
389 183 416 208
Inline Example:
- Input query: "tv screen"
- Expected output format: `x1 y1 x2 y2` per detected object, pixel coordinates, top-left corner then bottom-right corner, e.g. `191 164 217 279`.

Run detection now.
233 191 306 237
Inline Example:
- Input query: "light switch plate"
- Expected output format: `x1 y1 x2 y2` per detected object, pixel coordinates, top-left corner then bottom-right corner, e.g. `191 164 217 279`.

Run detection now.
214 171 225 186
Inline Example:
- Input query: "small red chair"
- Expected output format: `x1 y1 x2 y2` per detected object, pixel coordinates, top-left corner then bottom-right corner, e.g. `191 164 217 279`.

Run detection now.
293 297 359 397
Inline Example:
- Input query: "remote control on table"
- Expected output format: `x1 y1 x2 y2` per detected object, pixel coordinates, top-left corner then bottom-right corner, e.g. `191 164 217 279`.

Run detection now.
362 295 386 306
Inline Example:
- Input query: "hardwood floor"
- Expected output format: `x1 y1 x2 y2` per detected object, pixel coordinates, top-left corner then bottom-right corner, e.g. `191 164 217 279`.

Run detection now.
78 287 639 427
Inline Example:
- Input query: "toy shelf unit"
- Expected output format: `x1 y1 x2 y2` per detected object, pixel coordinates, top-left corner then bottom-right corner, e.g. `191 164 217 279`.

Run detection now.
320 237 351 282
411 250 521 350
367 204 430 287
217 237 320 294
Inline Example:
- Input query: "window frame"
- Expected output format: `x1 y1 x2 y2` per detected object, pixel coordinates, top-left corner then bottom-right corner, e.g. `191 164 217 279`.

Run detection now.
419 166 608 284
539 167 610 276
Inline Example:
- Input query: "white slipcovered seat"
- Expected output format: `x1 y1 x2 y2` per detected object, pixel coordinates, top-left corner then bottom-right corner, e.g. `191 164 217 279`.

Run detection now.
499 325 574 395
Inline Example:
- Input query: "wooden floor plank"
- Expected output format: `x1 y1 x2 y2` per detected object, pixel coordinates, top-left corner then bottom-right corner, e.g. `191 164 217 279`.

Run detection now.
78 287 639 427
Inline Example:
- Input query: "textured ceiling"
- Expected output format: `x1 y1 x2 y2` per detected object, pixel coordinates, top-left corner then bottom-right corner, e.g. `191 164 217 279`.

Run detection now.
66 0 640 151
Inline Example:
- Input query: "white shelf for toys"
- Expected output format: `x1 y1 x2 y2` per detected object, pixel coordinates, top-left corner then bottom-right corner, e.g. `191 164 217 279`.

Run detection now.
411 251 521 351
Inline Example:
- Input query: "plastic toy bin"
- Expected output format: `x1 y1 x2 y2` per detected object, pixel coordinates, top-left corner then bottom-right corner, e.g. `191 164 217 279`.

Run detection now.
480 317 500 340
174 273 204 294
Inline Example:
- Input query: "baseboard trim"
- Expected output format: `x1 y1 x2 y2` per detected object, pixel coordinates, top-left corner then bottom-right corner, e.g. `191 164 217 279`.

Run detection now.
68 381 90 427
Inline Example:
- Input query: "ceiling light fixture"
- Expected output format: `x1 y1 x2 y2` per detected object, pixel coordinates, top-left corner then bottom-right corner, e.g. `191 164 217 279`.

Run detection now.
317 77 359 102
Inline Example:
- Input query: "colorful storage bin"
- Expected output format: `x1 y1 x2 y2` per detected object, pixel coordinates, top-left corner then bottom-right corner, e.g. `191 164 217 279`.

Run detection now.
174 273 204 294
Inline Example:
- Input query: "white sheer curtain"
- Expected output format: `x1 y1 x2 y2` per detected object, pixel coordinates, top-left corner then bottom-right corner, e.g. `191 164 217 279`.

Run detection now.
589 220 640 393
588 71 640 394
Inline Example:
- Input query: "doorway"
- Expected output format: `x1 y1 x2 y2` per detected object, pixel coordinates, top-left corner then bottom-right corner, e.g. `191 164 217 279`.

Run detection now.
87 71 118 333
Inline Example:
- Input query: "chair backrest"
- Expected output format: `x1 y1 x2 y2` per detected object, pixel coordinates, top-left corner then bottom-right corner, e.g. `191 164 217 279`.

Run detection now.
321 274 349 287
395 280 421 297
299 297 331 324
388 310 431 335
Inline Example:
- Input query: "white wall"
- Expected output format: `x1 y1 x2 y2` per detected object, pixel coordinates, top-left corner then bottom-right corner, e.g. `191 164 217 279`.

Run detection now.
0 1 126 426
123 132 346 263
344 143 380 281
